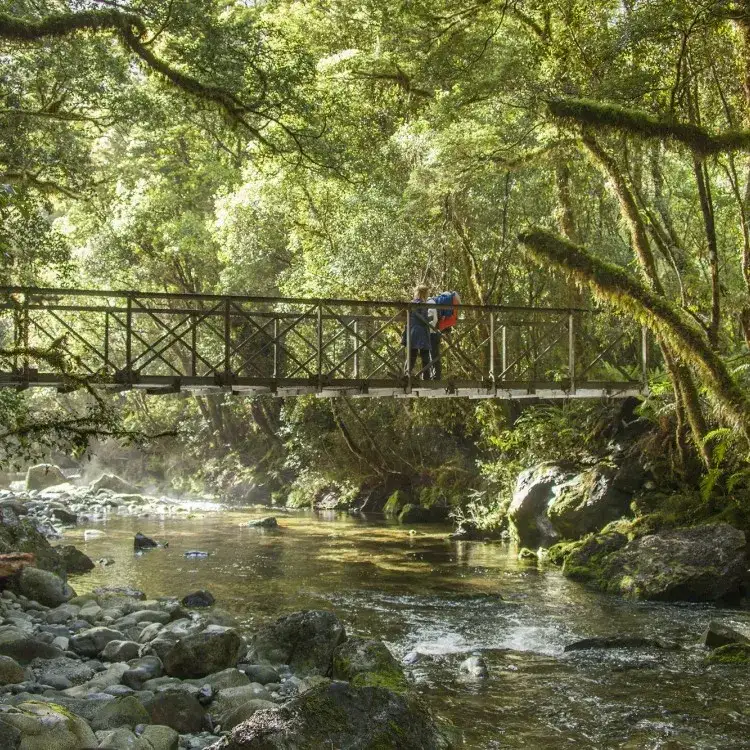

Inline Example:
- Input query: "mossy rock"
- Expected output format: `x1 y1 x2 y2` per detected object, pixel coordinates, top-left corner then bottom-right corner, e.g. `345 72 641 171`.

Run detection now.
517 547 538 561
561 531 627 583
706 643 750 665
333 637 407 694
383 490 409 517
398 504 430 524
546 540 584 567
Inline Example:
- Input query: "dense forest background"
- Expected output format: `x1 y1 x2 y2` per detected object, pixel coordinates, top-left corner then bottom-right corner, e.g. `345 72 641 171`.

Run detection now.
4 0 750 529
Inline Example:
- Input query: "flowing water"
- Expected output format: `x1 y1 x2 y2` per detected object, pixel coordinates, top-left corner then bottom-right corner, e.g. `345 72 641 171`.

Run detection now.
63 508 750 749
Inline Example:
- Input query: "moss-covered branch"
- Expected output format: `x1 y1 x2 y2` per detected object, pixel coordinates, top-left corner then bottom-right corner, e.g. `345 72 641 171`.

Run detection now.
518 228 750 436
548 98 750 156
0 9 267 143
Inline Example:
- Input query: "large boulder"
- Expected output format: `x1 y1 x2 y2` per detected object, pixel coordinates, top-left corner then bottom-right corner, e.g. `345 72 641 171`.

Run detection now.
0 700 97 750
250 610 346 677
0 507 65 577
208 680 451 750
702 621 750 650
507 463 575 547
0 655 24 686
36 656 95 687
25 464 67 491
17 567 74 608
91 474 139 495
565 523 747 602
547 464 632 539
163 626 243 679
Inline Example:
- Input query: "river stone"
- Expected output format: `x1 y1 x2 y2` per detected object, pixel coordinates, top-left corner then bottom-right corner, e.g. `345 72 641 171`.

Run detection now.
35 656 95 687
250 610 345 676
0 626 62 664
45 603 80 625
102 640 141 662
181 591 215 608
121 656 163 690
246 517 277 529
149 689 205 733
93 586 146 601
62 663 129 697
702 621 750 650
133 533 159 551
508 463 575 547
332 637 406 690
239 665 278 685
18 567 74 608
78 600 102 623
56 546 94 575
139 725 179 750
25 465 67 491
591 523 747 601
209 680 449 750
91 474 139 495
0 655 25 685
0 700 97 749
564 636 669 652
163 627 243 679
70 627 125 657
547 464 631 539
96 727 139 749
90 695 150 731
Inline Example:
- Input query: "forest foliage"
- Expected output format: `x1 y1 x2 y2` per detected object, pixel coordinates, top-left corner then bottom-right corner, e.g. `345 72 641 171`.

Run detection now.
4 0 750 521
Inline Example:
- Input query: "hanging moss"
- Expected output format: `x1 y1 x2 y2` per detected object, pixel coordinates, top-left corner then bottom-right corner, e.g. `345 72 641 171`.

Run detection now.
517 229 750 438
547 98 750 156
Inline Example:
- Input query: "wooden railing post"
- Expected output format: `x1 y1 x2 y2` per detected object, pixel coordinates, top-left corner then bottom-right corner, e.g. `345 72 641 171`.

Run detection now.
489 312 495 387
641 325 650 393
125 294 132 378
501 325 507 382
568 312 576 394
405 307 411 392
317 302 323 391
223 299 231 383
273 317 279 379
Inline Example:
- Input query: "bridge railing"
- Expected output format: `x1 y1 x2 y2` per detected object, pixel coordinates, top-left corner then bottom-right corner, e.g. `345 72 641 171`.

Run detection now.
0 287 649 397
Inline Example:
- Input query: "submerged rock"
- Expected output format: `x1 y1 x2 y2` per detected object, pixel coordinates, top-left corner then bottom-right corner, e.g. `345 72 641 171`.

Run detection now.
209 680 451 750
185 550 210 559
564 636 670 652
246 517 277 529
702 621 750 650
182 590 215 608
250 610 345 676
134 533 160 551
706 642 750 664
457 655 489 680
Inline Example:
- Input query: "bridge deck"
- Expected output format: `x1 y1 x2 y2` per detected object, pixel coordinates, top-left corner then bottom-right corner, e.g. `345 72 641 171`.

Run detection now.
0 287 651 399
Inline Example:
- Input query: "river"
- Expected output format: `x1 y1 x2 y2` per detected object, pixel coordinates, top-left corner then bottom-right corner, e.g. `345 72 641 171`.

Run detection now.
63 508 750 749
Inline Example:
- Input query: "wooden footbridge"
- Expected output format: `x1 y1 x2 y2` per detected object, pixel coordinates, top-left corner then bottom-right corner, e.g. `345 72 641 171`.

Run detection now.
0 287 651 399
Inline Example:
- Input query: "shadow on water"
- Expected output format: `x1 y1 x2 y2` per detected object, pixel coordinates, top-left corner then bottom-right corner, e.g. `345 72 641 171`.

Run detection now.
65 510 750 749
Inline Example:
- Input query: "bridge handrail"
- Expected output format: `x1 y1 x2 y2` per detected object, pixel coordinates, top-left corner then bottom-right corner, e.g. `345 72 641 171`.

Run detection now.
0 286 592 315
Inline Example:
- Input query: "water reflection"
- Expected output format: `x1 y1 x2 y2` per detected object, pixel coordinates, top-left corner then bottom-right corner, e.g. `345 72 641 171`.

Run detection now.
65 510 750 749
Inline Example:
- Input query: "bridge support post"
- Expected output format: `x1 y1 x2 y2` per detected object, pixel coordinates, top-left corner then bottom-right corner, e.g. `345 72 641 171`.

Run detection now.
405 308 411 394
317 303 323 392
568 313 576 395
641 325 650 394
489 313 496 394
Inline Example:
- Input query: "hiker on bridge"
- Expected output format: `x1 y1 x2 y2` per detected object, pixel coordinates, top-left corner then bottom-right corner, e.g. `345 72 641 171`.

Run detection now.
403 284 432 380
427 290 460 380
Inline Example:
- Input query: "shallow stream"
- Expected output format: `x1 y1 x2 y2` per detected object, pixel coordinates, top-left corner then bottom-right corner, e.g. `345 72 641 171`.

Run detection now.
64 509 750 749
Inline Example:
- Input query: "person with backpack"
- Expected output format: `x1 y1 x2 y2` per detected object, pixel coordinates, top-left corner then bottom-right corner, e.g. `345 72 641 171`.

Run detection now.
427 291 460 380
402 284 432 380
